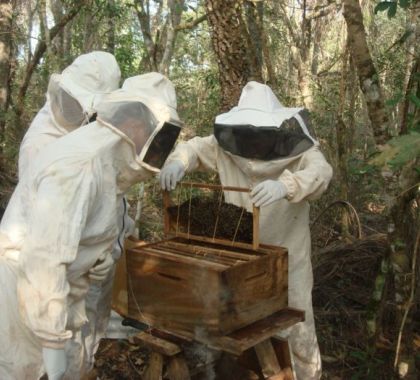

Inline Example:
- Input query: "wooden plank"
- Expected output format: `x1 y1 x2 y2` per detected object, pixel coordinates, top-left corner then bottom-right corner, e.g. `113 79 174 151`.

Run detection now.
252 205 260 250
161 240 259 261
167 355 191 380
201 309 304 355
160 247 244 267
170 236 285 256
156 244 241 266
133 332 181 356
157 244 245 266
173 236 280 256
143 352 164 380
133 246 228 271
179 182 251 193
255 339 282 378
173 232 258 251
271 338 293 373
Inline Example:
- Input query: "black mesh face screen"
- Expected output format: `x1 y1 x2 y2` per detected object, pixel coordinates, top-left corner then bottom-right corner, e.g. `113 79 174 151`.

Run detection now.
214 122 314 160
143 122 181 169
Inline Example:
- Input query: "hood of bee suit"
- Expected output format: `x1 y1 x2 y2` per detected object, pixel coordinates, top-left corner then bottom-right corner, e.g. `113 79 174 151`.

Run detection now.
214 81 318 161
47 51 121 131
96 73 182 174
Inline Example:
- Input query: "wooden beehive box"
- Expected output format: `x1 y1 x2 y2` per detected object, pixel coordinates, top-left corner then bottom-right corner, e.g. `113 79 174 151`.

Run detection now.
125 183 288 338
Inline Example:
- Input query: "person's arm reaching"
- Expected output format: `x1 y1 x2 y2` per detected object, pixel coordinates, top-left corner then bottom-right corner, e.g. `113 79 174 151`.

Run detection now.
160 135 219 190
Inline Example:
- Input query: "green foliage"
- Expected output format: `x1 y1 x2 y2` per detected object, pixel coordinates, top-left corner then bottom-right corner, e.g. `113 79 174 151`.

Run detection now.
374 0 412 18
408 93 420 108
370 132 420 169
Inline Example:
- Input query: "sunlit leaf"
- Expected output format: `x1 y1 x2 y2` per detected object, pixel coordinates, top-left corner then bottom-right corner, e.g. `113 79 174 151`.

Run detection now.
387 2 398 18
374 1 392 13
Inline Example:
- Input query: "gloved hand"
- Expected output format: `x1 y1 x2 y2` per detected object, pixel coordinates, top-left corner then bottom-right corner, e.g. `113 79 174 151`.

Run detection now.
88 253 114 282
42 347 67 380
251 180 288 207
159 160 185 190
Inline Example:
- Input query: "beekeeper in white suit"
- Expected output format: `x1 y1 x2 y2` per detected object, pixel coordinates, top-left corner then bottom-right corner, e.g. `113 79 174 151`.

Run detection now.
0 73 181 380
0 51 124 376
19 50 121 179
160 81 332 380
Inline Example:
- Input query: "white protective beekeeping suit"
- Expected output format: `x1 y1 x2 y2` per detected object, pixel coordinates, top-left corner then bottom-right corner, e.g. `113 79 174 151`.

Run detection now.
2 51 121 257
0 73 181 380
0 51 122 376
82 72 182 364
19 51 121 179
160 81 332 380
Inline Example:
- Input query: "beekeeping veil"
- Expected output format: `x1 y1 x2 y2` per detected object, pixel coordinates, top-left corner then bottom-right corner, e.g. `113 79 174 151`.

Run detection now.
214 81 317 160
47 51 121 131
96 73 182 172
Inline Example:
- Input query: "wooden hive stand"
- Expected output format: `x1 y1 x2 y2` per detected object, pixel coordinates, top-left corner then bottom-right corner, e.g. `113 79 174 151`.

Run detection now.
131 308 303 380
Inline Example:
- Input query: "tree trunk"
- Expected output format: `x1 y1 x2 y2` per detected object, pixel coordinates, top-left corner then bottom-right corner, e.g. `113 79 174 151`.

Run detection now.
244 1 263 82
158 0 184 75
400 5 420 134
135 0 160 71
135 0 185 75
205 0 251 112
83 7 97 52
0 0 13 142
51 0 65 59
275 0 322 108
106 0 116 54
25 0 34 64
342 0 390 145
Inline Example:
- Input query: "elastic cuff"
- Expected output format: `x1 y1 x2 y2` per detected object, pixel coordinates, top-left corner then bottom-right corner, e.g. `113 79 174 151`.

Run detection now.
279 170 296 200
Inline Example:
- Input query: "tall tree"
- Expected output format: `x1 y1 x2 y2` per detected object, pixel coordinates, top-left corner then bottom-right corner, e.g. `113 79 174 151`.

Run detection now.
342 0 390 144
0 0 14 140
134 0 186 75
276 0 336 108
244 1 263 82
205 0 251 111
106 0 116 54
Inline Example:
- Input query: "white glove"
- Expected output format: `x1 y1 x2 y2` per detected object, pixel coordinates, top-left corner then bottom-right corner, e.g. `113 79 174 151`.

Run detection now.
42 347 67 380
159 160 185 190
88 253 114 282
251 180 288 207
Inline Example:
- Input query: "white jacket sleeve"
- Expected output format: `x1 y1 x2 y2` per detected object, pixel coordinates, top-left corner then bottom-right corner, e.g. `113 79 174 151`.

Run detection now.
17 163 97 348
167 135 219 173
279 146 333 203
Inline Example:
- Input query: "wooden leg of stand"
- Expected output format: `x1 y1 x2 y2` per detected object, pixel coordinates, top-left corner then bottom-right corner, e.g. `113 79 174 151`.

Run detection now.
143 352 164 380
167 354 191 380
255 339 282 379
271 338 294 380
